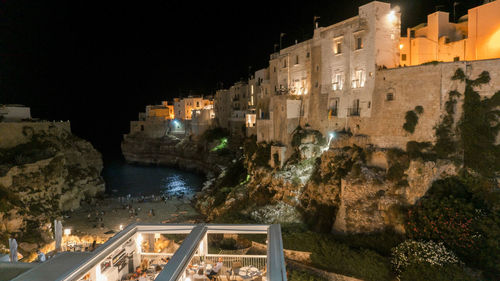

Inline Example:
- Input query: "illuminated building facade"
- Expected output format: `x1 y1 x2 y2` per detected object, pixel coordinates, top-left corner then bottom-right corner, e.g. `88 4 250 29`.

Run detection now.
399 0 500 66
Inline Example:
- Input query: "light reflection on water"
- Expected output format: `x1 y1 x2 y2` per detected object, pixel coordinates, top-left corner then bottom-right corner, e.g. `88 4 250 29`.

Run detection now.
103 161 204 197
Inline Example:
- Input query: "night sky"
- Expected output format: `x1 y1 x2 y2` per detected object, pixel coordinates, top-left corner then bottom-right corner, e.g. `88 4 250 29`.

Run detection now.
0 0 484 160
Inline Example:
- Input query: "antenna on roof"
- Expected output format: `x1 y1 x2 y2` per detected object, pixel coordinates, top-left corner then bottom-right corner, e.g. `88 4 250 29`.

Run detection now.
453 2 460 22
313 16 320 29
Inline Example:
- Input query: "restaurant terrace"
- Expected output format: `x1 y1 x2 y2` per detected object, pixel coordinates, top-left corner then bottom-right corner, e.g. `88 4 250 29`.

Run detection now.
9 223 287 281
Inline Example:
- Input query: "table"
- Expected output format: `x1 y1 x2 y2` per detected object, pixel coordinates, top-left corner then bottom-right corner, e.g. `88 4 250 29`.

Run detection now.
188 263 213 276
237 266 261 279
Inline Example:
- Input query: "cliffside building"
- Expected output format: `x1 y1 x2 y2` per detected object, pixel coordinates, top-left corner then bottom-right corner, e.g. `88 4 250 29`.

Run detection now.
399 0 500 65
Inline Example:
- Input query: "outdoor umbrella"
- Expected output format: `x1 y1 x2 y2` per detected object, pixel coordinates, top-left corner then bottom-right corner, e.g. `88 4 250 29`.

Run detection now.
9 238 18 262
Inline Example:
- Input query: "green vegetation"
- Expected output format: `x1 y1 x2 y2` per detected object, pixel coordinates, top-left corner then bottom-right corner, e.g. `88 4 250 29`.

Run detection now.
254 142 271 168
399 263 473 281
201 127 229 143
386 148 409 183
403 105 424 134
282 230 394 281
291 126 326 148
406 141 435 161
288 270 326 281
210 137 228 152
0 135 56 175
213 160 247 207
406 175 500 279
458 72 500 177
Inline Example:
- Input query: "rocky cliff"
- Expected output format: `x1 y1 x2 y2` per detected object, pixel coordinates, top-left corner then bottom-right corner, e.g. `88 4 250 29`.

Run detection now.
195 132 459 234
121 133 236 176
0 129 105 257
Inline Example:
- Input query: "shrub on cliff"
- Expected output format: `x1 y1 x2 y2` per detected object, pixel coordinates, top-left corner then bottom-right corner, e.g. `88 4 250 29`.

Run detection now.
391 240 472 280
391 240 460 274
201 127 229 143
283 231 393 281
403 106 424 134
406 176 500 279
288 270 326 281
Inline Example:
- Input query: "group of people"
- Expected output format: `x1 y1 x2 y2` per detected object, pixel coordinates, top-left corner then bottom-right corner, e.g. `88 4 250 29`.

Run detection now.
188 257 224 281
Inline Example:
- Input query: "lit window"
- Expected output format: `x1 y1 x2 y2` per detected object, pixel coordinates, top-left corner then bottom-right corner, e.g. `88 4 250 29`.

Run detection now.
355 37 363 50
332 73 343 90
335 42 342 54
352 70 365 88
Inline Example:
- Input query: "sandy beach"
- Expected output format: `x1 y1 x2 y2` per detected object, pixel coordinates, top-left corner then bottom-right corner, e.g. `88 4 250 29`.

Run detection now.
63 195 205 240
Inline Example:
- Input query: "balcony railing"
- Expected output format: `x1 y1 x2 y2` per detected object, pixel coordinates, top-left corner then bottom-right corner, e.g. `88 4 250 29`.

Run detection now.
191 254 267 271
348 107 360 116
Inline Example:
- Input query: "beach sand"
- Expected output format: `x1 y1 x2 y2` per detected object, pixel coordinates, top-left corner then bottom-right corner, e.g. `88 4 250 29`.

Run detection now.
63 196 205 240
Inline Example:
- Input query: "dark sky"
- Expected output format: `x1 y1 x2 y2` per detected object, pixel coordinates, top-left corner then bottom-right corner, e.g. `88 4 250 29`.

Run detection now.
0 0 483 159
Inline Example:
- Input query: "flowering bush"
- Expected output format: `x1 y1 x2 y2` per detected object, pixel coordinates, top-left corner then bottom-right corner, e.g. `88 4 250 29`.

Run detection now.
391 240 459 274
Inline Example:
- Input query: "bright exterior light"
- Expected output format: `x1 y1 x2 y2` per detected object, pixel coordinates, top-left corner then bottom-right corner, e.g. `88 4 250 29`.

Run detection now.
185 278 191 281
119 224 123 231
388 10 397 22
399 44 404 50
64 228 71 236
154 233 161 239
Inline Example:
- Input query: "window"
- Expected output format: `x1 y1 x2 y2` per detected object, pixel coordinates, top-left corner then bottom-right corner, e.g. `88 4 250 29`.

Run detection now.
386 93 394 101
295 55 299 65
273 67 276 72
196 102 200 107
453 56 460 62
283 59 287 68
352 70 366 88
332 73 343 91
335 42 342 54
410 30 415 38
306 52 310 58
355 37 363 50
401 54 407 61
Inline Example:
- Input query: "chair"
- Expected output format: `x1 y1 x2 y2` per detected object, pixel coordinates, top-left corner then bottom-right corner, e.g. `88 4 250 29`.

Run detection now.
230 262 242 281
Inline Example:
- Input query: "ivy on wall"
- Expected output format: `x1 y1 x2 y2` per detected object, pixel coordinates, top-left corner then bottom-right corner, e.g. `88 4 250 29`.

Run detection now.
433 68 500 177
458 71 500 177
403 106 424 134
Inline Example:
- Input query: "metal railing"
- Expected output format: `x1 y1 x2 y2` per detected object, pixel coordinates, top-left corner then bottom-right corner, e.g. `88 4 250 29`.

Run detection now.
347 107 360 116
190 254 267 271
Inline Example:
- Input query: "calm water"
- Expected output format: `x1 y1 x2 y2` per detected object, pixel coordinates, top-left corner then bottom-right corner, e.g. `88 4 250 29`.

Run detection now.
102 161 205 197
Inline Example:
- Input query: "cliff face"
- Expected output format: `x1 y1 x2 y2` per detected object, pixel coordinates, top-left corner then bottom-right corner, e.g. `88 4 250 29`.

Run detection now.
196 137 458 234
0 130 104 256
121 134 234 176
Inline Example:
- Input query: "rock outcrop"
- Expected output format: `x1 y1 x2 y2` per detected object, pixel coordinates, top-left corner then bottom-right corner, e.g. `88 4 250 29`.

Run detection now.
121 134 232 176
0 129 104 256
196 135 459 234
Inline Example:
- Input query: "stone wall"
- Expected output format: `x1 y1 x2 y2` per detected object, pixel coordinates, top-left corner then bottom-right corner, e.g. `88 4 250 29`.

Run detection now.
0 121 71 149
317 59 500 149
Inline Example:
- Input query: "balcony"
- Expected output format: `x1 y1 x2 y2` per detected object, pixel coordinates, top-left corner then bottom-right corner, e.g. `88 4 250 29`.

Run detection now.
328 107 338 119
348 107 360 116
14 224 287 281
